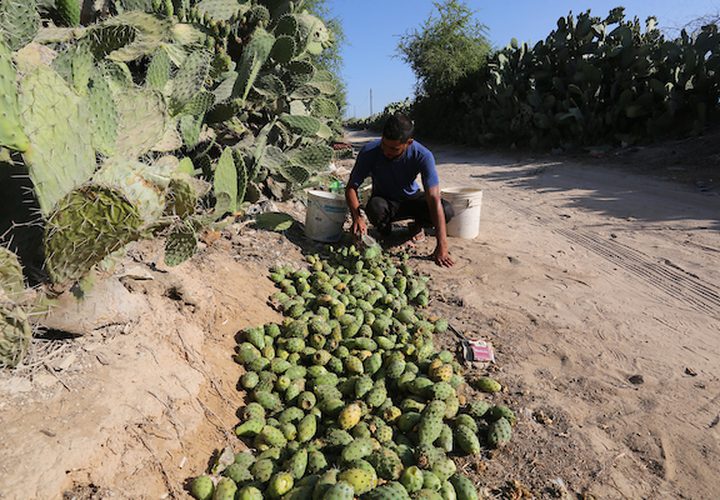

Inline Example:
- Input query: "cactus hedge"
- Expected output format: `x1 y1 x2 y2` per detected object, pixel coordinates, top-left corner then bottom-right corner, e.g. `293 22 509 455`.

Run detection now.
0 0 344 364
0 0 341 279
411 8 720 149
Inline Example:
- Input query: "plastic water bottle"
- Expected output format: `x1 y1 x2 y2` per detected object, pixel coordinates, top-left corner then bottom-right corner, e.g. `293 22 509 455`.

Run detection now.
329 180 344 194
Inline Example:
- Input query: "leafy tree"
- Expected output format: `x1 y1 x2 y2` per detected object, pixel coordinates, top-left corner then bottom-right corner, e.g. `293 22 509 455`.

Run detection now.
397 0 491 96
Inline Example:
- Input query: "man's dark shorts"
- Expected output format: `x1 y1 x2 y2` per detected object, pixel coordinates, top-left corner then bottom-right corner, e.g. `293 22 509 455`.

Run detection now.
364 193 454 235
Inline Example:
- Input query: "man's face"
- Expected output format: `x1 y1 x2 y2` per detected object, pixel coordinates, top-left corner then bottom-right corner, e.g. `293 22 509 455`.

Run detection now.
381 137 413 160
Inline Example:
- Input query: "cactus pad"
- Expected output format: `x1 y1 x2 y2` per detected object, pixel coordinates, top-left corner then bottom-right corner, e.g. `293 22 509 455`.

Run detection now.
19 64 96 215
145 48 172 90
290 143 333 171
44 186 143 283
0 0 40 51
270 35 296 64
0 40 29 152
171 49 211 113
213 147 237 214
164 222 197 266
87 74 118 157
234 27 275 102
0 305 31 368
114 88 168 158
279 113 321 137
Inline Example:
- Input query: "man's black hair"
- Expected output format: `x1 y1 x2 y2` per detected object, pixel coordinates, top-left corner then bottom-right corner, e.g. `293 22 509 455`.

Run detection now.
382 112 414 142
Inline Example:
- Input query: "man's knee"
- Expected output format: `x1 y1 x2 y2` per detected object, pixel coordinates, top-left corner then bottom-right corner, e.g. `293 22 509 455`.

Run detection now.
441 198 455 223
365 197 390 226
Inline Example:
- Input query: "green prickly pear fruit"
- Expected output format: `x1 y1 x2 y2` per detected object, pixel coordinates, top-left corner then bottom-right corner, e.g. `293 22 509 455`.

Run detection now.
397 412 422 433
341 437 374 462
285 448 308 479
367 449 403 480
414 489 443 500
337 468 376 495
473 377 501 393
432 457 457 482
444 394 460 419
407 377 434 396
235 418 264 437
352 422 372 439
364 352 382 375
455 425 481 455
366 383 387 408
488 417 512 448
487 405 517 426
241 371 260 389
254 391 282 411
466 401 491 419
418 401 446 446
440 481 457 500
427 382 454 401
344 356 364 374
453 415 478 433
243 402 266 420
321 480 354 500
434 319 449 333
401 466 424 493
224 462 253 483
313 469 338 500
280 421 297 440
189 475 213 500
267 471 294 498
298 413 317 442
260 425 287 448
449 474 478 500
297 391 317 410
364 481 412 499
423 471 443 491
251 457 275 482
279 407 304 424
236 485 263 500
338 403 362 430
212 477 237 500
436 424 453 452
324 429 353 447
308 450 328 474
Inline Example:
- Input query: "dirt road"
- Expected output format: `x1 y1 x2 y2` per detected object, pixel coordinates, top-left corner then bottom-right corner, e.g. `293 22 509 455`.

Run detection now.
349 132 720 498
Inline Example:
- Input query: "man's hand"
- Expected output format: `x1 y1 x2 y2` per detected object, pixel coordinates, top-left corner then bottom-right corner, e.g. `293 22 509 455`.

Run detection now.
352 217 367 240
433 241 455 268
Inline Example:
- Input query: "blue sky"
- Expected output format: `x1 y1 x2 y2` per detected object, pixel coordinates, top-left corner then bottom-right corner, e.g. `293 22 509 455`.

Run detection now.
326 0 720 118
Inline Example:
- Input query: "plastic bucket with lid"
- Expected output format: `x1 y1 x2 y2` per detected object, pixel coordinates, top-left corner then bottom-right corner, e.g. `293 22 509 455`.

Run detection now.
304 190 348 242
442 187 483 239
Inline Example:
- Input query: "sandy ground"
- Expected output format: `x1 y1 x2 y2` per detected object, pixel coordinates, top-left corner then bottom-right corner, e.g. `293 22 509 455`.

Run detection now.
1 132 719 499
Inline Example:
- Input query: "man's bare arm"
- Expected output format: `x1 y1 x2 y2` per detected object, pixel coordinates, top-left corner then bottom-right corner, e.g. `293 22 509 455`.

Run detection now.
345 185 367 239
425 186 454 267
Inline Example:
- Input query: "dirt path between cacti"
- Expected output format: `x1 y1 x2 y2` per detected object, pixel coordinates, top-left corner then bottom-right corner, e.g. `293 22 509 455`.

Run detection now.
1 133 719 499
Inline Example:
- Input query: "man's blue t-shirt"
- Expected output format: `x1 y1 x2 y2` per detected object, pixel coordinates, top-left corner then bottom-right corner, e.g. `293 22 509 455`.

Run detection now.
348 140 439 201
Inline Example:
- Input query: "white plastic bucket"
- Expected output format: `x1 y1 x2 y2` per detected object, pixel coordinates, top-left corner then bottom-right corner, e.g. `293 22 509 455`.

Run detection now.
442 187 483 239
305 190 348 242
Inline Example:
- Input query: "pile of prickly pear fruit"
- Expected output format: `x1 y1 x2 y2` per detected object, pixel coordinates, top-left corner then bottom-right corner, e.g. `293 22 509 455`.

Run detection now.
190 247 517 499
